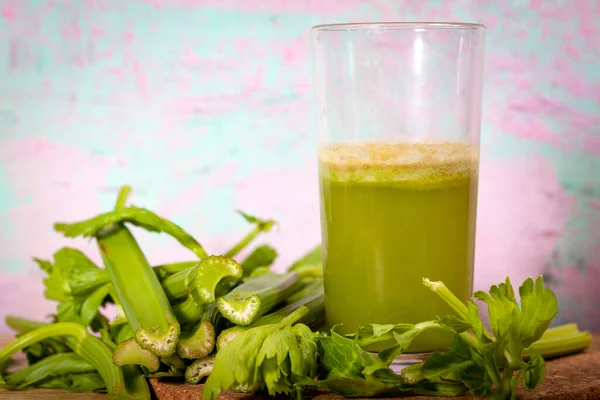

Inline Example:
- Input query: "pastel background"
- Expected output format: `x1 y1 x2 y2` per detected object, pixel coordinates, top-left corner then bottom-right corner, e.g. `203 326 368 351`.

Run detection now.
0 0 599 334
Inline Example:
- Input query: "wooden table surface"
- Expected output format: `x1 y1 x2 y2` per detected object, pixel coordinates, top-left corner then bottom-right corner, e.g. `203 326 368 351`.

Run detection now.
1 334 599 399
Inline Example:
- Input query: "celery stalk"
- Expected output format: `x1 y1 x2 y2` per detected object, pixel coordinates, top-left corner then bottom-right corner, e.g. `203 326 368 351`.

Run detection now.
223 212 275 258
288 246 322 271
216 328 243 351
525 330 592 359
422 278 470 321
164 256 242 327
423 278 494 343
177 321 216 359
5 316 46 332
538 323 579 339
162 256 242 305
401 362 426 385
55 186 183 356
202 303 226 333
249 286 324 328
112 338 160 373
185 355 215 384
153 261 197 281
98 226 180 357
0 322 149 399
284 278 323 304
161 264 199 301
172 297 205 327
216 286 324 350
114 186 131 209
240 245 278 276
160 354 188 371
216 272 303 325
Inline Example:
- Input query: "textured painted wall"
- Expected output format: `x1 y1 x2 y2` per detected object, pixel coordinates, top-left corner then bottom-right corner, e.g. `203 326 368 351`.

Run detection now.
0 0 599 334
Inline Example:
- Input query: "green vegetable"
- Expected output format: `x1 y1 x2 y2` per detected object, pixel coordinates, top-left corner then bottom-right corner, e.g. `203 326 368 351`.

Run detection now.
110 321 135 345
216 285 324 351
355 321 448 364
283 277 323 305
291 264 323 279
5 316 47 333
35 248 111 328
420 276 558 399
54 206 207 259
2 353 96 389
153 261 197 281
525 324 592 359
216 271 303 325
244 266 272 281
96 226 180 357
202 303 227 333
257 285 325 328
5 317 74 365
54 187 185 357
176 321 216 359
38 372 106 392
185 356 215 384
288 245 322 271
240 245 278 276
113 338 160 373
162 256 243 305
2 182 593 400
0 322 149 399
224 212 275 258
36 247 111 300
215 328 241 352
203 307 317 399
164 256 243 327
171 297 205 327
300 327 467 398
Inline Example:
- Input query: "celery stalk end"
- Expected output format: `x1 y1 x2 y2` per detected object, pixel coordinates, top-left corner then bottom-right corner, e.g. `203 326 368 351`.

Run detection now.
217 295 261 326
135 322 181 358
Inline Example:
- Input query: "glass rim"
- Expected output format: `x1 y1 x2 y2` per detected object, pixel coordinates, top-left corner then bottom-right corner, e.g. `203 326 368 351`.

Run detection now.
312 22 485 32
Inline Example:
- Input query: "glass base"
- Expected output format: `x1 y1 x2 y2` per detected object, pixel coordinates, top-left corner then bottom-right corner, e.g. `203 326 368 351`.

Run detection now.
390 352 432 373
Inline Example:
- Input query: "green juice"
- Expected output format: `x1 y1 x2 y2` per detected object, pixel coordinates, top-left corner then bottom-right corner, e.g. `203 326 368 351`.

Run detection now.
319 141 479 352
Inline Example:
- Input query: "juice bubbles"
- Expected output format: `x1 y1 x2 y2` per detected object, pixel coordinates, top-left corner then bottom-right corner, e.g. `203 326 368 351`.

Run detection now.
318 141 479 352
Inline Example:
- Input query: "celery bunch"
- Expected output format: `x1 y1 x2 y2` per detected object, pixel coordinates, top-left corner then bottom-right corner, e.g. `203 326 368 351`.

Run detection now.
0 185 592 400
1 186 322 398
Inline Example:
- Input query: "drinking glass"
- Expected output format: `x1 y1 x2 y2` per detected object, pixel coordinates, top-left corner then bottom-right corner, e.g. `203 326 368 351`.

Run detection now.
312 22 485 354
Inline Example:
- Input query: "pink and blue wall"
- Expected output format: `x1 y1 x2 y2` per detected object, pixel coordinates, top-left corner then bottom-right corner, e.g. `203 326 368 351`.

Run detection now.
1 0 599 334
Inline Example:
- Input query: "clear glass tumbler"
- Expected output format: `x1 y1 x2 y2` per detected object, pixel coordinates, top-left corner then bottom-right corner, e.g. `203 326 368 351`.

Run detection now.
312 22 485 353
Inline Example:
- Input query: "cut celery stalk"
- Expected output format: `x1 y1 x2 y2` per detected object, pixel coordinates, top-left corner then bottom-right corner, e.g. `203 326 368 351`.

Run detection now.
153 261 197 281
98 226 180 357
162 256 242 304
172 297 205 327
216 286 324 350
285 278 323 305
525 330 593 359
216 272 302 326
113 338 160 373
185 355 215 384
216 327 243 352
177 321 216 360
240 245 278 276
202 303 226 333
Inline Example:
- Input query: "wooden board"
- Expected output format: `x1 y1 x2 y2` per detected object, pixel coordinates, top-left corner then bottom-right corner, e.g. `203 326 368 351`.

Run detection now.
1 334 599 399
